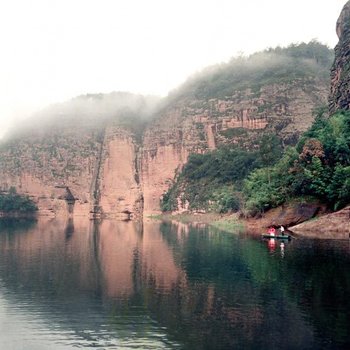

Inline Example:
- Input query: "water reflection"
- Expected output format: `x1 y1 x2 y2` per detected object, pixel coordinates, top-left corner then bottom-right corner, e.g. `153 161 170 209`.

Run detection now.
0 218 349 349
280 241 285 258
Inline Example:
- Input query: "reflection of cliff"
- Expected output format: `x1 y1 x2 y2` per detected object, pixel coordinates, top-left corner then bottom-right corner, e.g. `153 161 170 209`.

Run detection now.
0 218 180 348
161 221 350 349
97 220 184 298
0 219 349 348
0 217 186 300
0 217 99 293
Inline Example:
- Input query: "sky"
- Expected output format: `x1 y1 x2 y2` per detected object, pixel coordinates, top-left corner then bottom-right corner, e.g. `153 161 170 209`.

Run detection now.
0 0 347 137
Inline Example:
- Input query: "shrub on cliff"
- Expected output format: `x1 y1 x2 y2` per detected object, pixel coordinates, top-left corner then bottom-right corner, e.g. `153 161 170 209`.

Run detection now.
0 187 37 213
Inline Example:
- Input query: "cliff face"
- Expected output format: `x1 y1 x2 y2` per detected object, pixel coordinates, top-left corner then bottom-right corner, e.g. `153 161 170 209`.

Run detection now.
0 130 101 217
0 128 144 219
98 127 143 219
0 42 332 218
329 0 350 113
141 80 328 214
0 80 329 217
0 93 153 219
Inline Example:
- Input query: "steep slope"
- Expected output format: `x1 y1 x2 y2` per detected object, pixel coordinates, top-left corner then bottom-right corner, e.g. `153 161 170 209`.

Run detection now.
0 93 158 218
330 0 350 113
288 1 350 235
0 42 333 218
142 43 332 214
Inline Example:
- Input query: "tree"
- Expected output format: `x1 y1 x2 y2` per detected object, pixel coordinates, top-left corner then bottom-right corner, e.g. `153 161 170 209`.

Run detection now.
258 133 283 167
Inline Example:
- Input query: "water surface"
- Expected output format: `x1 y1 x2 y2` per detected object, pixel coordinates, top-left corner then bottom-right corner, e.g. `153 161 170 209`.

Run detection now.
0 217 349 349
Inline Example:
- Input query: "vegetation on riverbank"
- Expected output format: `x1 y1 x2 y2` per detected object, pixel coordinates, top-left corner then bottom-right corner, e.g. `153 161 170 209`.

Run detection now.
161 133 283 214
0 187 37 214
161 41 341 216
244 109 350 214
161 109 350 216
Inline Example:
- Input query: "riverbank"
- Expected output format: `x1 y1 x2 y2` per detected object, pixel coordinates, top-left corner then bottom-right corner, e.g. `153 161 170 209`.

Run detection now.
149 212 245 234
149 204 350 239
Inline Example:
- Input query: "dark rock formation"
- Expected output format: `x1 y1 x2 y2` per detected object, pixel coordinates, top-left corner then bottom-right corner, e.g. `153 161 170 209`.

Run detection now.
329 1 350 113
269 203 326 227
289 206 350 238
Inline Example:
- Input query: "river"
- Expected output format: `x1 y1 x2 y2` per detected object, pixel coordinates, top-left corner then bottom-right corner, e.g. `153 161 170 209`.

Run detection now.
0 217 349 349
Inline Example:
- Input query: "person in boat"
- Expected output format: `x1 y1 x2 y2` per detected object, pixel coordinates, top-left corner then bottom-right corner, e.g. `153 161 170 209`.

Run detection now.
280 225 285 235
268 227 276 236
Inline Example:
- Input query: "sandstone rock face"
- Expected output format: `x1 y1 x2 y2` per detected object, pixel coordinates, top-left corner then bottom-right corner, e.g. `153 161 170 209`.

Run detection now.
0 127 143 219
329 1 350 113
0 131 102 217
98 127 143 219
0 79 329 217
0 64 329 219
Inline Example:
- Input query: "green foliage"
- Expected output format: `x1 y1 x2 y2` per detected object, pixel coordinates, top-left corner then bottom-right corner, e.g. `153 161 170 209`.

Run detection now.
327 165 350 210
244 168 287 215
160 186 178 212
211 186 240 213
219 128 248 139
243 110 350 213
257 133 283 168
161 147 260 213
161 132 285 214
182 147 260 184
0 187 37 213
163 107 350 214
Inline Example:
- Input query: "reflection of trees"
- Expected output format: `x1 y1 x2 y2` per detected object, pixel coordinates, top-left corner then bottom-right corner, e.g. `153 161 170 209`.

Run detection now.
0 217 37 233
155 222 350 349
0 218 108 345
0 218 349 349
281 240 350 346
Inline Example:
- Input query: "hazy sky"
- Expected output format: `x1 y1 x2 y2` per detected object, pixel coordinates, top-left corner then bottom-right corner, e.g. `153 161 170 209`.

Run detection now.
0 0 347 137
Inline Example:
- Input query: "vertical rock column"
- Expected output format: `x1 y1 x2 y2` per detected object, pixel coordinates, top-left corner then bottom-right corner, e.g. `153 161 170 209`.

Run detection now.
329 0 350 113
98 127 143 219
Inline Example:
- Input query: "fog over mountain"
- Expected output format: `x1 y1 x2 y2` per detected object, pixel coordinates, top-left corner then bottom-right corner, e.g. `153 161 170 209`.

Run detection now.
0 0 345 138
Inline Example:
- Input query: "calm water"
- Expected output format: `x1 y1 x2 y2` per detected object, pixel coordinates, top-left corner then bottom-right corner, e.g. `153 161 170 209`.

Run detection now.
0 218 349 349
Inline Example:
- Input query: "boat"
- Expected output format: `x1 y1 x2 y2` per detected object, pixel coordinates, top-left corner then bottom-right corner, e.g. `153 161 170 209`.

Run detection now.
261 234 292 240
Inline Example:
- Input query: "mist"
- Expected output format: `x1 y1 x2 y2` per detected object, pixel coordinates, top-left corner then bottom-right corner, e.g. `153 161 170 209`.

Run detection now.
4 92 162 141
167 41 334 102
0 40 335 143
0 0 345 139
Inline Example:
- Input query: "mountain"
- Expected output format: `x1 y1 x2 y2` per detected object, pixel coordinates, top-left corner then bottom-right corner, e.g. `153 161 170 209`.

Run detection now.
161 1 350 229
0 92 159 219
0 42 333 218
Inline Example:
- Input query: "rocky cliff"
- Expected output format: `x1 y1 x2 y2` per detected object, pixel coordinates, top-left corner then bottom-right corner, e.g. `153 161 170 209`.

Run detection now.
329 0 350 113
0 93 153 219
0 44 332 218
141 79 328 214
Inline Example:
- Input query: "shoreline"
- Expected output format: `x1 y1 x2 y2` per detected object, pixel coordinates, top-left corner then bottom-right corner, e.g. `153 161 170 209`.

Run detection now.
149 207 350 239
149 212 248 234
